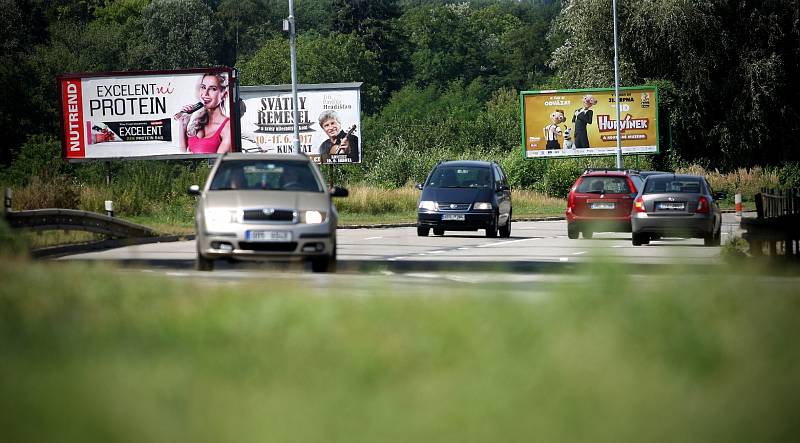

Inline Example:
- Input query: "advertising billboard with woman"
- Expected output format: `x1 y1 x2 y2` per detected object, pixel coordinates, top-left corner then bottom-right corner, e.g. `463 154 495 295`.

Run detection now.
59 67 237 160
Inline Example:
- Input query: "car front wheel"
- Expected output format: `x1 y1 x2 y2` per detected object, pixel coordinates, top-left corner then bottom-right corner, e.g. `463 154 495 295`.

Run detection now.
632 232 648 246
417 227 430 237
196 253 214 271
499 217 511 238
485 216 498 238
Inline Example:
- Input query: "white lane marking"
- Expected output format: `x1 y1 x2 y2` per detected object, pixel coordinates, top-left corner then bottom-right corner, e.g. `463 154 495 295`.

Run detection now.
457 247 470 250
559 257 569 262
477 238 539 248
430 250 446 254
612 245 623 248
364 236 383 240
572 251 586 255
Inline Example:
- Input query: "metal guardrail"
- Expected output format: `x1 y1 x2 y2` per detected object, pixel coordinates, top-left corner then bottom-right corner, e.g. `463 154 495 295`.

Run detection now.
5 208 158 238
740 187 800 258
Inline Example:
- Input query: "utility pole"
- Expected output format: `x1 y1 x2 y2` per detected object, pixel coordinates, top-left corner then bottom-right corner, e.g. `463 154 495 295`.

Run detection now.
612 0 623 168
286 0 301 154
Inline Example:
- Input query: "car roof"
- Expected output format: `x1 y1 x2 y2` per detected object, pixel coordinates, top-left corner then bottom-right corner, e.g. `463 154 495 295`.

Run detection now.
221 152 311 162
643 173 704 181
581 168 638 177
436 160 495 168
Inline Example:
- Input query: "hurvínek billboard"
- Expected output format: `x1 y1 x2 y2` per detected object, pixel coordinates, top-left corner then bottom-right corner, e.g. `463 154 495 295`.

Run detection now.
521 86 659 159
59 67 237 160
239 83 362 165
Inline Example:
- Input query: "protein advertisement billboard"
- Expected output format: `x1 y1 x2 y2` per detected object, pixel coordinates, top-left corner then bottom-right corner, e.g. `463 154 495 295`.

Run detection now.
521 86 659 159
239 83 362 164
59 67 237 160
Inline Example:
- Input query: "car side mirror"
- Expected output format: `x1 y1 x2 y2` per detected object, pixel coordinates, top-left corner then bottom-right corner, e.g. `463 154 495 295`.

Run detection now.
415 183 424 190
330 186 349 198
188 184 201 196
497 184 510 192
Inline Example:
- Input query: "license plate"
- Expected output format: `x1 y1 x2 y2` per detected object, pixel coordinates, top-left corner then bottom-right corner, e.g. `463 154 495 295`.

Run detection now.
246 230 292 242
590 202 615 210
442 213 465 221
657 202 685 210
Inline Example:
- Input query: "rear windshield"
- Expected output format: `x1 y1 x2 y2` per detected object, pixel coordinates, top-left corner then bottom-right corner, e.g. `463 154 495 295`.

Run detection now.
576 176 632 194
643 177 703 194
427 166 493 188
210 160 322 192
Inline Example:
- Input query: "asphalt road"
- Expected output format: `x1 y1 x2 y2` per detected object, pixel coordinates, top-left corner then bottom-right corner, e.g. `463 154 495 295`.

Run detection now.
60 213 745 273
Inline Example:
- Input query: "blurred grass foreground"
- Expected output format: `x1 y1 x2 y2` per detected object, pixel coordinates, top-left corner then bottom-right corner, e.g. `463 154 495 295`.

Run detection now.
1 257 799 442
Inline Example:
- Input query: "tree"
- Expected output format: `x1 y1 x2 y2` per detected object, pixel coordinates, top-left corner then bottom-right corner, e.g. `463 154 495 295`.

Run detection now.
238 31 382 112
137 0 224 70
549 0 800 168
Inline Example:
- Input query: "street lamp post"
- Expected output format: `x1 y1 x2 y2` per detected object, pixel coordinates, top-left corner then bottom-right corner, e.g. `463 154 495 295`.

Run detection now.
612 0 623 168
287 0 301 154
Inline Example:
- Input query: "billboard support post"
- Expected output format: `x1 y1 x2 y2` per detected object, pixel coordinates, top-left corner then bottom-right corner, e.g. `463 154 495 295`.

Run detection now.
105 161 112 187
287 0 301 154
612 0 623 169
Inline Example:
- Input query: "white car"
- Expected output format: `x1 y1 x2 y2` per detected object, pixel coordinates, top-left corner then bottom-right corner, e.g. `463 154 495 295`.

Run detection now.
188 153 348 271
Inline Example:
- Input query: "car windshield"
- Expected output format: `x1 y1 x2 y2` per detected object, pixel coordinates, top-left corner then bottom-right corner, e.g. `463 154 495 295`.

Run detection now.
427 166 492 188
576 176 632 194
209 160 322 192
643 177 703 194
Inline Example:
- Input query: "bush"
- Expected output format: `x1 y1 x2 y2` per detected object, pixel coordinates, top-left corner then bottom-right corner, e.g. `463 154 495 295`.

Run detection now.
0 217 28 257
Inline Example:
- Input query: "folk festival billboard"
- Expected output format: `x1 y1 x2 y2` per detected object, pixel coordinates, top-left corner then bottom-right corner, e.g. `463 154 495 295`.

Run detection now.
238 83 362 165
59 68 238 160
521 86 659 159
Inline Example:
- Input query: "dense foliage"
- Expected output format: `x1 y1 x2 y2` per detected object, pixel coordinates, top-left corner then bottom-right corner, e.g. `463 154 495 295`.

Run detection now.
2 0 798 199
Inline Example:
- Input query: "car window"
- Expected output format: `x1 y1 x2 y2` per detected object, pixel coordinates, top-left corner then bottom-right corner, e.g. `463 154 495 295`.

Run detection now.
643 177 703 194
210 160 322 192
630 175 643 192
427 166 492 188
576 176 632 194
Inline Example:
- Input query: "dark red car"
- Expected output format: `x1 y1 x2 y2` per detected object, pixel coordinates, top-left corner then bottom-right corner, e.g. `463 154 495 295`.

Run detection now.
565 169 644 239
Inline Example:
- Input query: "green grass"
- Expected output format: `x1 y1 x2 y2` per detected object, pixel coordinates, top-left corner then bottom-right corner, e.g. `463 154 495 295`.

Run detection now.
1 257 799 442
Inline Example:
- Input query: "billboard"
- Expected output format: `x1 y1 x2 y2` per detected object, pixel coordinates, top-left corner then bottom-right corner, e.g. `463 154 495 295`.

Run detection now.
59 67 237 160
239 83 362 164
521 86 659 159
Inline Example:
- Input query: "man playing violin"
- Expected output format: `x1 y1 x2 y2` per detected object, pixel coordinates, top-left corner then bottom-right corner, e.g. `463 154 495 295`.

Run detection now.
318 110 359 163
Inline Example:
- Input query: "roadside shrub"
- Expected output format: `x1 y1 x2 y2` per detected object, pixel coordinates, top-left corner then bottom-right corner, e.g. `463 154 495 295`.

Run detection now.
0 218 28 257
776 162 800 189
11 175 80 210
2 134 70 186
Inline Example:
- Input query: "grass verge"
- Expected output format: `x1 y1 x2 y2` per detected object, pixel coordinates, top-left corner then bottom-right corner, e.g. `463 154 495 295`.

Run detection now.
1 257 798 442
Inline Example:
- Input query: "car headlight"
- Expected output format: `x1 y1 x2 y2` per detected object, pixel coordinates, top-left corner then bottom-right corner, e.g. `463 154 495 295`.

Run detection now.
418 200 438 211
473 202 493 210
301 210 326 224
205 208 239 224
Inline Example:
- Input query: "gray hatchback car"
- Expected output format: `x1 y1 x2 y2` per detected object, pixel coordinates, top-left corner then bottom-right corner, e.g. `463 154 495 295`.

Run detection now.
189 153 348 271
631 174 725 246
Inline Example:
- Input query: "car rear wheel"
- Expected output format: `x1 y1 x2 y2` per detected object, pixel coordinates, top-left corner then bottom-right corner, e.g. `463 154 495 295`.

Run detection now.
632 232 648 246
567 224 579 239
485 216 498 238
196 253 215 271
704 227 721 247
433 228 445 236
417 227 430 237
499 217 511 238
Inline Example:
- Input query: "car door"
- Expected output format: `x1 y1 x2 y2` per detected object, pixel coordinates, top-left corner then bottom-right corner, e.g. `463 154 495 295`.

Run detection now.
493 165 512 220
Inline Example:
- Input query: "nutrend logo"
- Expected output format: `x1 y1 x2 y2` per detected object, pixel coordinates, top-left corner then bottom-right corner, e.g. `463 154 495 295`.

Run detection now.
62 79 85 156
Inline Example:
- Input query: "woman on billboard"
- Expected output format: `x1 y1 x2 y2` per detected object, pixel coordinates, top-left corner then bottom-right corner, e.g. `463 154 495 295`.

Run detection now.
174 72 232 154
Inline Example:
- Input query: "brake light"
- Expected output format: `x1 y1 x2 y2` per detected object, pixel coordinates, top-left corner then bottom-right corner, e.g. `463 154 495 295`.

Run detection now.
633 196 646 212
696 196 709 213
568 189 576 209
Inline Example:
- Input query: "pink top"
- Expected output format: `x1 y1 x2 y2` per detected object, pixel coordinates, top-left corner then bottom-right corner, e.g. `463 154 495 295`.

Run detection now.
188 118 230 153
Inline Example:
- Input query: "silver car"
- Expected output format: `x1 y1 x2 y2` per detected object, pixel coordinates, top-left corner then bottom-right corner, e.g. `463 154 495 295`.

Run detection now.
188 153 348 271
631 174 724 246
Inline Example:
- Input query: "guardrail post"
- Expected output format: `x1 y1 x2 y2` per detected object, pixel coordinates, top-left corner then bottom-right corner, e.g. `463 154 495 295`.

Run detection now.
104 200 114 217
4 188 11 214
735 193 742 219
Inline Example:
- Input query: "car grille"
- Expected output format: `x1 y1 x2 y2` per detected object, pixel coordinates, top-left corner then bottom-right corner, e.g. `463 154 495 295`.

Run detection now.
242 209 296 222
239 242 298 252
438 202 471 211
